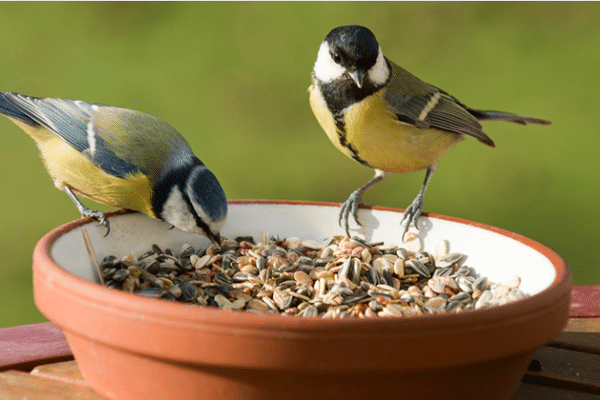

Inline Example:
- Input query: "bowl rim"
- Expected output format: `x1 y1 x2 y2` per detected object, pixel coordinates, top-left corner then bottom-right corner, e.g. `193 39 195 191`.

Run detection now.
33 199 572 336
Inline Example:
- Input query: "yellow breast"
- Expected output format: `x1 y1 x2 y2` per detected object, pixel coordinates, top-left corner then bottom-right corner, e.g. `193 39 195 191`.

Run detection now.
13 119 156 218
309 85 463 173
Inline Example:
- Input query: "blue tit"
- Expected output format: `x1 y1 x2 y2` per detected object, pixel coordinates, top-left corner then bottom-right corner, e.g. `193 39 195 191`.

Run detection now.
0 92 227 245
309 25 551 238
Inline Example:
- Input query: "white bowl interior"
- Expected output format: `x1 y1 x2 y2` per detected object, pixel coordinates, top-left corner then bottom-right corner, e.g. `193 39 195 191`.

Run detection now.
51 203 556 296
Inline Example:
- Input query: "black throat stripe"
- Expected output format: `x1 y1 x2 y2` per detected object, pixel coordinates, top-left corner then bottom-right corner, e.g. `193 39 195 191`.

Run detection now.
151 160 213 238
180 189 213 239
333 112 370 167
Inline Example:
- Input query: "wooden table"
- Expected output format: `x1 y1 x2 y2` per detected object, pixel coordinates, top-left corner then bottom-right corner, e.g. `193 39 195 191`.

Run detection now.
1 285 599 399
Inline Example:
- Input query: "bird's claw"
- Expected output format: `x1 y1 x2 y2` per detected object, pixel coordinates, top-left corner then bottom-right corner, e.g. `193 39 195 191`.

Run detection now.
82 209 110 236
339 190 366 237
400 195 424 241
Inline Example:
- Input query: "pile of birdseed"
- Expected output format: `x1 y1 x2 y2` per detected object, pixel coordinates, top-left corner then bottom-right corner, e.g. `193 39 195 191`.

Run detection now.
100 233 526 318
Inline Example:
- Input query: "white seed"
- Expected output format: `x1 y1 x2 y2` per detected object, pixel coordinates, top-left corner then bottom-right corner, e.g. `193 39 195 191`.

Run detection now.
475 290 493 309
441 276 459 292
492 284 510 299
189 254 200 268
240 264 258 275
284 237 302 250
214 294 232 308
428 277 446 294
229 299 246 310
393 259 405 277
422 285 437 298
506 276 521 288
424 296 447 309
433 239 449 259
294 270 313 287
361 248 372 263
193 254 211 270
301 240 323 250
404 233 423 253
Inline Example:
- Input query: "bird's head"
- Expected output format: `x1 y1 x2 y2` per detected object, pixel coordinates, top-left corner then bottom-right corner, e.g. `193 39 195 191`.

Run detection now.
152 158 227 246
313 25 390 90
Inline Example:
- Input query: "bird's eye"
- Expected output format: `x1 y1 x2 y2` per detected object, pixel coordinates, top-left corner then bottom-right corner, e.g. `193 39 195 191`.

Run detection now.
331 52 342 64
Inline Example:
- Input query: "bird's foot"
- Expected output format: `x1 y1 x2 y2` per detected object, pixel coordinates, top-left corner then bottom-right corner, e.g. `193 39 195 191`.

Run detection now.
62 186 110 236
339 190 367 237
400 194 424 241
80 208 110 236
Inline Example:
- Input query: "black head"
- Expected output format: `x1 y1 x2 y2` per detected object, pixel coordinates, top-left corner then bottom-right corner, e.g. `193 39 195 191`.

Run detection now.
324 25 380 72
313 25 390 112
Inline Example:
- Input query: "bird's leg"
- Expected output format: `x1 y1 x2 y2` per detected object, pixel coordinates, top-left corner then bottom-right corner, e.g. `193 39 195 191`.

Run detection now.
339 169 390 237
63 186 110 236
400 163 437 239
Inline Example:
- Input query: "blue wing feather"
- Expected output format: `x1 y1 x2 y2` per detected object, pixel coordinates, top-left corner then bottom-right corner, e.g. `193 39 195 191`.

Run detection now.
0 92 36 124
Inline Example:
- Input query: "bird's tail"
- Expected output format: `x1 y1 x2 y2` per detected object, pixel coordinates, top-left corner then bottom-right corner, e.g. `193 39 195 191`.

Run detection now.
0 92 36 124
469 108 551 125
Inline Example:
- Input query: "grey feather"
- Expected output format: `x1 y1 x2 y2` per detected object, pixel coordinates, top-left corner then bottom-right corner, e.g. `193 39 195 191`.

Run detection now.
385 90 495 147
0 92 36 123
467 109 551 125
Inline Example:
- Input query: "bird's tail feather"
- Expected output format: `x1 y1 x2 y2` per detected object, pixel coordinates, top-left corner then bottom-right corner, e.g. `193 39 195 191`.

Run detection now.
469 109 551 125
0 92 36 124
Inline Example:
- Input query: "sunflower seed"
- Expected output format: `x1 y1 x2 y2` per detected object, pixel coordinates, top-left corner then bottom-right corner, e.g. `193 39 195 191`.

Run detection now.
406 258 431 278
103 233 526 318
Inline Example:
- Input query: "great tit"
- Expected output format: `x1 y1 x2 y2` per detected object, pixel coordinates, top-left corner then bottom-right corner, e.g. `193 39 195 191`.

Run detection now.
0 92 227 244
309 25 551 238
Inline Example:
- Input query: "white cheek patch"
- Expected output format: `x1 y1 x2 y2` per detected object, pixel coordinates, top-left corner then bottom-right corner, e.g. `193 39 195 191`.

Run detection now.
160 187 203 235
368 47 390 86
313 41 346 83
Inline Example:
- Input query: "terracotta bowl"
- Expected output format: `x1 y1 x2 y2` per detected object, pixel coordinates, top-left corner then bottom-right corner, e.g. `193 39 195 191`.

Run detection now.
33 200 571 400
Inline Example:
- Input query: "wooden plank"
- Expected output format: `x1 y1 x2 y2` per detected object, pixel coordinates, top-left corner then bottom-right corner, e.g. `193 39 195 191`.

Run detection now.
548 319 600 356
564 317 600 333
522 346 600 395
0 322 73 372
31 360 86 385
0 370 106 400
533 346 600 385
512 383 600 400
550 332 600 355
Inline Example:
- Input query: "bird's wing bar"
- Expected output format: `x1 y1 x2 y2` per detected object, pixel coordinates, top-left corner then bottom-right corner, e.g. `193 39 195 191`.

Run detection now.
385 89 495 147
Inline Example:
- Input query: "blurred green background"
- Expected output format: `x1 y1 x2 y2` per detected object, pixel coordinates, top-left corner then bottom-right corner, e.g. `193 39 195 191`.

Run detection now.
0 2 598 328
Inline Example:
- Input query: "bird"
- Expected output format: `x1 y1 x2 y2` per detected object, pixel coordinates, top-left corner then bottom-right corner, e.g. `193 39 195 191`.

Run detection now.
309 25 551 239
0 92 227 245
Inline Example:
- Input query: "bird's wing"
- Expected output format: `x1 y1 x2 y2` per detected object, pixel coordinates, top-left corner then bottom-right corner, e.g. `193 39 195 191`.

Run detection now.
384 63 495 147
3 92 190 179
0 93 36 123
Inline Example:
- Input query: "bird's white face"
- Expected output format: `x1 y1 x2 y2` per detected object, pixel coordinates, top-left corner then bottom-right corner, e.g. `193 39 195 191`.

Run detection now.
313 42 346 83
159 178 226 242
160 187 201 234
313 41 390 87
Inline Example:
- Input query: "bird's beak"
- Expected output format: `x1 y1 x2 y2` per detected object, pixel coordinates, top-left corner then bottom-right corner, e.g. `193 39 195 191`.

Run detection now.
349 69 365 89
209 232 221 247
